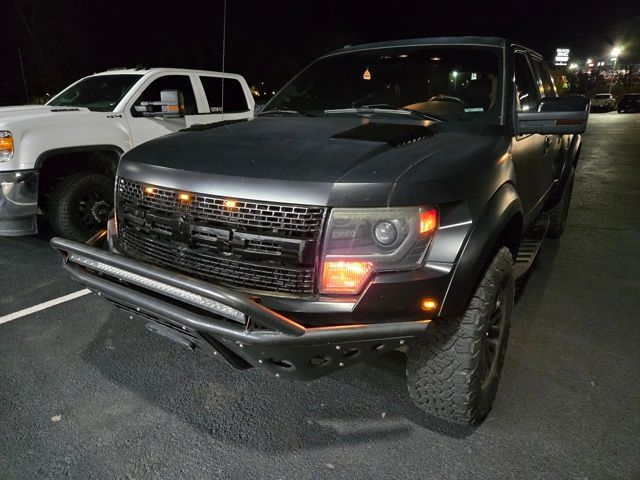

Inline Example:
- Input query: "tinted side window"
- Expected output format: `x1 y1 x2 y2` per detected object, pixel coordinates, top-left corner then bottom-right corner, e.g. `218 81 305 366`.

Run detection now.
514 52 540 112
133 75 197 116
200 77 249 113
531 58 556 98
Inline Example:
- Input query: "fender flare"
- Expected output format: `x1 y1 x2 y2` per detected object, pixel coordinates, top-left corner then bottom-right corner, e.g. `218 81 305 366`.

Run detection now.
35 144 125 169
438 182 523 317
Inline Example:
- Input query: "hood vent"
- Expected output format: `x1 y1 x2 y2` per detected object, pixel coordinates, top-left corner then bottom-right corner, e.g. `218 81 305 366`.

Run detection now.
332 123 433 148
50 108 80 112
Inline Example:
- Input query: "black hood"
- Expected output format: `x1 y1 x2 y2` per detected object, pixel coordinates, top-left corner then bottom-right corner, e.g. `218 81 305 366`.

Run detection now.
119 116 508 207
123 116 436 183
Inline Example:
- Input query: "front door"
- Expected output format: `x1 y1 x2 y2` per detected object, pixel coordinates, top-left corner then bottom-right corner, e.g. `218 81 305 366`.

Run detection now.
510 51 552 225
530 56 564 183
125 74 201 147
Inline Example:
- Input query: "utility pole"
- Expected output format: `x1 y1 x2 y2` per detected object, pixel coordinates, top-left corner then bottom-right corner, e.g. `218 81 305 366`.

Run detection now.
18 48 30 104
220 0 227 121
608 57 618 94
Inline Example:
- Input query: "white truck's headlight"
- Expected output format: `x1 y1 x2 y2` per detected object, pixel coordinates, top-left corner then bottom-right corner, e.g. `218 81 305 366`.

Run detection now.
320 206 437 294
0 131 13 161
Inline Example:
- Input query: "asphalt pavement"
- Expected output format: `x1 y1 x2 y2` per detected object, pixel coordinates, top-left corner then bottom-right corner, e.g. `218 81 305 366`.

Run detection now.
1 112 639 479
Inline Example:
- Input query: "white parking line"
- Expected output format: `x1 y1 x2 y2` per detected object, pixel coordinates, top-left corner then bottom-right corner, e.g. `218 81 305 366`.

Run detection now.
0 289 92 325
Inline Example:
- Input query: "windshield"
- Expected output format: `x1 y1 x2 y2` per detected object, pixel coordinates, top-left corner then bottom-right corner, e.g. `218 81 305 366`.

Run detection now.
263 46 502 123
48 74 142 112
594 94 611 99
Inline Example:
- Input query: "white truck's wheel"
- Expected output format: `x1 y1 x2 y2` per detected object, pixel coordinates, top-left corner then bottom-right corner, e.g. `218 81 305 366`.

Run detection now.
48 172 113 241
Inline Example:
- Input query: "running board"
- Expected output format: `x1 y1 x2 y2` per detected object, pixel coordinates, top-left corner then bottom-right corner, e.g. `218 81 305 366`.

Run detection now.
515 214 549 279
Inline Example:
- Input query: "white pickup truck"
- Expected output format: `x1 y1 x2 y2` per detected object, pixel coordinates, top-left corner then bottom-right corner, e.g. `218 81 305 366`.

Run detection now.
0 67 254 240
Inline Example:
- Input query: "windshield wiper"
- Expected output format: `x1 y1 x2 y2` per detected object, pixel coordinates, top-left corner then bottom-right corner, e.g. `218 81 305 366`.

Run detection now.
258 108 313 117
324 104 443 122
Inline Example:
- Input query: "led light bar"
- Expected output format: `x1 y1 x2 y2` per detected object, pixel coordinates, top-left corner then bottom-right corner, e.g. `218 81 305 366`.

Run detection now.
68 254 246 324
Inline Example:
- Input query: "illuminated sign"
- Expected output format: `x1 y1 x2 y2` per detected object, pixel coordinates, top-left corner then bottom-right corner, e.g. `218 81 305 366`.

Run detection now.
555 48 570 66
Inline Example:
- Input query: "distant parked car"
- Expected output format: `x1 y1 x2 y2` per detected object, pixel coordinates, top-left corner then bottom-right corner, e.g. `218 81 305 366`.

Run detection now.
591 93 616 112
618 93 640 113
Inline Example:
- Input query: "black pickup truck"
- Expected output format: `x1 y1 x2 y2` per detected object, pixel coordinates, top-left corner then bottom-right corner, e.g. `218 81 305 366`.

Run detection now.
52 37 589 425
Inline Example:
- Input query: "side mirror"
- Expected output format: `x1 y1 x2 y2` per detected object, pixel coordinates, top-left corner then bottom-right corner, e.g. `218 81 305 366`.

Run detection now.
134 89 185 118
516 95 590 135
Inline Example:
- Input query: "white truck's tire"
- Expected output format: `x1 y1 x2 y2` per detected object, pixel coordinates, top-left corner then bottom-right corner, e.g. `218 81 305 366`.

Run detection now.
48 172 113 241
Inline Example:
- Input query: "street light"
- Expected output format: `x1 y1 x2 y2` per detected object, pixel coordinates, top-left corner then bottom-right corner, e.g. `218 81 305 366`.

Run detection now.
609 46 624 93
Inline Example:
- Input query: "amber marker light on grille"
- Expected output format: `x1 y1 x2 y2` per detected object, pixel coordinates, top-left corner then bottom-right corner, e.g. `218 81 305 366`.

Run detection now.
224 199 237 208
321 261 374 294
144 186 156 194
420 298 438 311
419 208 438 234
178 193 191 202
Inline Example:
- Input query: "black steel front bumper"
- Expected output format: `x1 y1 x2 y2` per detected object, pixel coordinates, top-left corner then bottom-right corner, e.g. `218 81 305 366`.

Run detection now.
51 236 431 380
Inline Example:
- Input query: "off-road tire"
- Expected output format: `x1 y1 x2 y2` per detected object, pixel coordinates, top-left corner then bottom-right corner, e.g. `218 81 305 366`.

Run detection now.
48 172 113 241
406 247 514 425
547 167 575 238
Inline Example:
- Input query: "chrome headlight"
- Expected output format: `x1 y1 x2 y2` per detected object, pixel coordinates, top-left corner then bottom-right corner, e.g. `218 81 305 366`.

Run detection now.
0 131 13 162
320 206 437 294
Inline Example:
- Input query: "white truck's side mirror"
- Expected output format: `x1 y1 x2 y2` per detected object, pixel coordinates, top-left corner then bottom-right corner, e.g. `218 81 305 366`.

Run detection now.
134 89 185 118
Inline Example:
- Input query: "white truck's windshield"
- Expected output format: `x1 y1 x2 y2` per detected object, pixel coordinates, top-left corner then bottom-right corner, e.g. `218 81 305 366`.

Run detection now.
263 46 502 123
48 74 142 112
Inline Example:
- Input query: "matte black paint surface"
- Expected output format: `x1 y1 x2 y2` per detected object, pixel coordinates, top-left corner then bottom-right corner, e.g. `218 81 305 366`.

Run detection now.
119 117 511 212
112 38 583 324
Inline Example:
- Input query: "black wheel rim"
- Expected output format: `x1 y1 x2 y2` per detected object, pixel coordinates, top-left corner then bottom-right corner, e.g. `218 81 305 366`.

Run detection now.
75 191 111 231
480 281 507 387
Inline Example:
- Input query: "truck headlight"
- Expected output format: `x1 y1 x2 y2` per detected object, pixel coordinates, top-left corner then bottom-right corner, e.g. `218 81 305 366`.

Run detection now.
0 131 13 161
373 221 398 245
320 207 437 294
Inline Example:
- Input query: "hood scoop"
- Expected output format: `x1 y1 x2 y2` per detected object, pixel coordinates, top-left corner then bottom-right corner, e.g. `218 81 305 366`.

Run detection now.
332 123 434 148
50 108 80 112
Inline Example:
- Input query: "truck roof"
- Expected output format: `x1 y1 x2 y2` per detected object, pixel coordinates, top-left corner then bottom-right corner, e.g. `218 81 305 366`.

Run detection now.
331 36 506 55
90 67 236 77
325 36 545 62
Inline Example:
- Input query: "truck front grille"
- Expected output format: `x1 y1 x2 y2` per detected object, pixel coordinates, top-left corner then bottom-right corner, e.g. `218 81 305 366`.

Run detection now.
116 178 325 295
118 179 324 237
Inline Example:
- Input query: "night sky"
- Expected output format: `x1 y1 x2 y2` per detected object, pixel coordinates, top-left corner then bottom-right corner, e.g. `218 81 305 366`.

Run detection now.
2 0 639 105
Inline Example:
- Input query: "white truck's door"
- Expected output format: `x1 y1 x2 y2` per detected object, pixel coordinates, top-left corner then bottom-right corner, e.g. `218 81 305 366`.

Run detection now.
194 74 254 123
125 73 204 147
